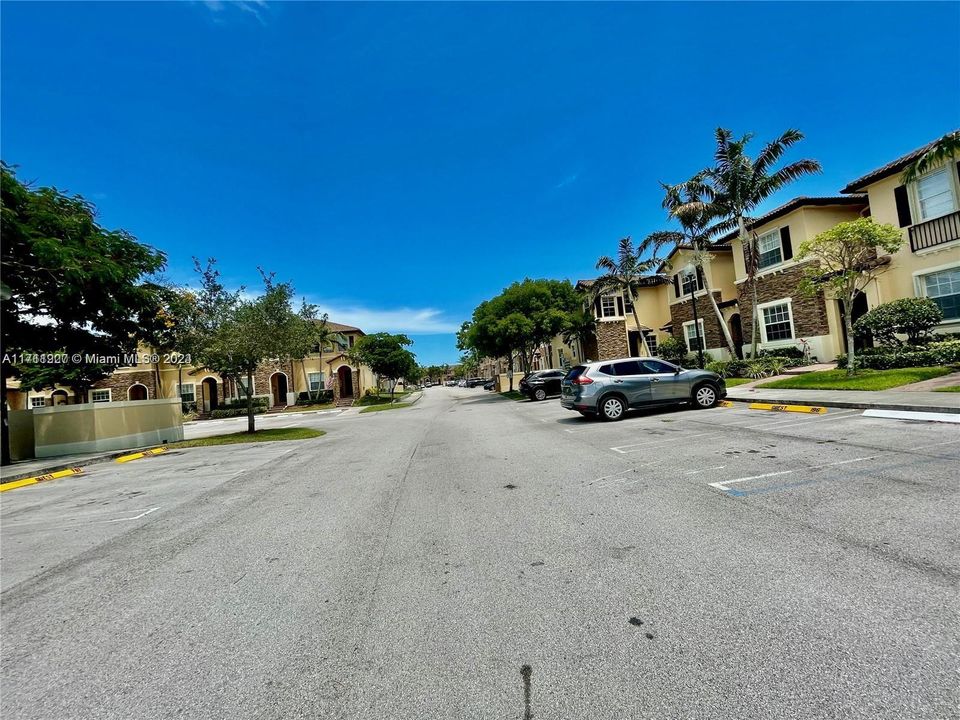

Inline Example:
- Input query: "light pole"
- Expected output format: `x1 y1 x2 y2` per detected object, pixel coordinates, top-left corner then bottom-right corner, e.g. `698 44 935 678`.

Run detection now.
683 264 705 369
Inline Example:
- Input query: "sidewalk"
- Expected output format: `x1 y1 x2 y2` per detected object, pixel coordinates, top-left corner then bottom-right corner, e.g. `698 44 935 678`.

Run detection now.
727 385 960 414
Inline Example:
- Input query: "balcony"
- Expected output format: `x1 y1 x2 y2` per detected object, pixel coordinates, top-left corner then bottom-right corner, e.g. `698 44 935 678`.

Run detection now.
909 210 960 252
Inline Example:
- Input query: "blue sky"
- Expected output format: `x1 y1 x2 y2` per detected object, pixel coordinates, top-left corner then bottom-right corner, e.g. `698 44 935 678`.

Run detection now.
2 2 958 365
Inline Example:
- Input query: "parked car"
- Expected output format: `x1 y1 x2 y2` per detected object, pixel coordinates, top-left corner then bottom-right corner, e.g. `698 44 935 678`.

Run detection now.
560 357 726 420
466 377 489 388
519 369 567 401
483 379 496 391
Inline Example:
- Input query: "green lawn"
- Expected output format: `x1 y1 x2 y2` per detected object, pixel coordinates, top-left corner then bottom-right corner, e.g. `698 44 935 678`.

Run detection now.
168 427 325 448
498 391 527 401
758 367 954 391
284 403 334 412
359 402 412 413
933 385 960 393
724 378 753 387
356 392 411 407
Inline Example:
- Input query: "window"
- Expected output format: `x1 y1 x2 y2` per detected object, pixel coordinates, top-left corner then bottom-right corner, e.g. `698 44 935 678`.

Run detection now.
678 271 701 297
916 168 957 221
91 389 111 403
757 229 783 269
348 335 355 348
683 320 705 351
920 267 960 320
237 377 255 395
640 359 674 374
600 295 618 318
643 332 658 356
308 372 325 392
611 360 643 376
178 383 196 402
30 397 46 408
761 301 794 342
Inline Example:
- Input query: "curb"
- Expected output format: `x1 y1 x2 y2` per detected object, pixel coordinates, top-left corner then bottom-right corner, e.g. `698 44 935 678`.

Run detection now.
725 395 960 415
0 445 163 484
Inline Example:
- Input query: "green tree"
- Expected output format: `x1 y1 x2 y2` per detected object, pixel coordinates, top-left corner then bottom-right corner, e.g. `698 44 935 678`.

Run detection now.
854 298 943 348
900 131 960 185
693 128 821 357
661 183 738 357
349 332 417 399
796 218 903 374
1 163 167 464
560 307 597 360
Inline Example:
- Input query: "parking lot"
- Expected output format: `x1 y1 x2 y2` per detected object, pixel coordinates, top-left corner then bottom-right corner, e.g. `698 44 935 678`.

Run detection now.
2 386 957 719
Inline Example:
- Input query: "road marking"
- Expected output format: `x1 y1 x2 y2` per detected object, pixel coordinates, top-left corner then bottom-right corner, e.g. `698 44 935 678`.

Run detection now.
0 467 83 493
748 402 828 414
106 506 160 522
740 409 860 431
683 465 725 476
611 431 722 454
913 437 960 451
709 456 877 493
116 447 168 463
862 409 960 424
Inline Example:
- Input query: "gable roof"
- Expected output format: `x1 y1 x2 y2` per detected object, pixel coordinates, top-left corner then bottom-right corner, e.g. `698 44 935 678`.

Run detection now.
575 275 669 292
323 320 364 335
712 195 867 245
840 133 957 193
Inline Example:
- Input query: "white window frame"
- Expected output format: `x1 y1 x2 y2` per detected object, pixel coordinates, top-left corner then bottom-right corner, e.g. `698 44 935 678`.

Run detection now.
307 372 325 392
178 383 196 402
912 165 958 222
599 294 620 319
678 271 701 297
758 298 796 345
643 332 658 356
682 319 705 352
237 376 255 395
914 262 960 323
756 228 785 270
91 389 112 403
30 396 46 408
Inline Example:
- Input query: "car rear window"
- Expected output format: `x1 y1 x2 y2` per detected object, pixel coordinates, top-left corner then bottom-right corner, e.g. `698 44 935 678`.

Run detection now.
565 366 587 380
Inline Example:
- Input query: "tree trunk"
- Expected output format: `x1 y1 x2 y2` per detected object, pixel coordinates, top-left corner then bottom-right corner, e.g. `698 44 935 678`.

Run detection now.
300 359 310 401
154 360 163 400
178 365 183 406
740 217 761 359
626 286 650 357
844 294 857 376
699 269 738 357
246 369 255 433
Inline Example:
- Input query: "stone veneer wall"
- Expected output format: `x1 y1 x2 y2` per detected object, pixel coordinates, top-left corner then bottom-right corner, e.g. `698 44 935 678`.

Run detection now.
92 370 160 402
668 292 728 349
595 320 629 360
738 264 830 344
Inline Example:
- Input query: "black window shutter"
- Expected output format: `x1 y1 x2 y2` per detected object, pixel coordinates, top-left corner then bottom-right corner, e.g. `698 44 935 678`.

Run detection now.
673 274 681 297
593 297 601 318
780 226 793 260
894 185 912 227
695 266 704 290
616 296 624 316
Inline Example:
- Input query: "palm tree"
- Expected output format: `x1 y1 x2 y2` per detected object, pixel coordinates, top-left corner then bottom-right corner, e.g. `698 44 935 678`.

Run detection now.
695 128 821 358
661 182 738 357
900 130 960 184
561 307 596 361
594 235 673 357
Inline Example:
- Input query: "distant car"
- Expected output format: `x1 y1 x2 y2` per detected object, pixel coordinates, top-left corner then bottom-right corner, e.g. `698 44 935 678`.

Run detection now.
519 369 566 401
445 380 457 387
457 379 467 387
466 377 488 388
560 357 726 420
483 379 496 391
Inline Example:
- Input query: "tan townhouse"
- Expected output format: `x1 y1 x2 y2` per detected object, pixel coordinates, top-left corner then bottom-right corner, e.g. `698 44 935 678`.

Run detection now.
575 276 672 361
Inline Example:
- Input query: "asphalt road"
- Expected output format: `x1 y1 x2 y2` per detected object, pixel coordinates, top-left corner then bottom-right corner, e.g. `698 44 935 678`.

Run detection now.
2 387 957 719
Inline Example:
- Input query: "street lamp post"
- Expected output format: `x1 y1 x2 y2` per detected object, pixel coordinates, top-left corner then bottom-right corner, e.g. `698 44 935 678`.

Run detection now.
684 264 705 369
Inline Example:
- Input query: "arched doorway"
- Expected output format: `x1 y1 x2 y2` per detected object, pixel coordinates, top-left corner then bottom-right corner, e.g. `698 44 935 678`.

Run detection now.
201 377 219 412
51 389 70 406
270 372 288 407
128 384 148 401
839 292 871 353
337 366 354 398
729 314 744 359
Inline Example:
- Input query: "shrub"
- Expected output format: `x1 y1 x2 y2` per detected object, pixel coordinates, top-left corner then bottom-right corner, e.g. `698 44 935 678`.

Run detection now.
758 346 805 360
658 336 688 365
210 406 267 419
853 298 943 347
706 359 750 378
835 339 960 369
296 390 332 405
224 395 269 408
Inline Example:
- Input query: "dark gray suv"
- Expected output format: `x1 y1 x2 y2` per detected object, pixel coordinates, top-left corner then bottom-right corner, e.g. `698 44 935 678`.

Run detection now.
560 357 726 420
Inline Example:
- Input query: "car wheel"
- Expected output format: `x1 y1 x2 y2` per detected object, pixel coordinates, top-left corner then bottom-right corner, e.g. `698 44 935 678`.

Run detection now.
692 383 718 409
599 395 626 421
534 388 547 401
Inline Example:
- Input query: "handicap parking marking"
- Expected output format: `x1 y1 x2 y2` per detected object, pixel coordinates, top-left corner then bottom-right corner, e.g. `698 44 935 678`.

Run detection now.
708 456 877 496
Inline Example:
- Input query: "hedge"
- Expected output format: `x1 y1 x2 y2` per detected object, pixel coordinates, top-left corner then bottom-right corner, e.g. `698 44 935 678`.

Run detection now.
835 340 960 370
210 406 268 419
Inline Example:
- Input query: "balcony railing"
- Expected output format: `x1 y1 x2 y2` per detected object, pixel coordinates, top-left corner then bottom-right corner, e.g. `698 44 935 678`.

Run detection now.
909 210 960 252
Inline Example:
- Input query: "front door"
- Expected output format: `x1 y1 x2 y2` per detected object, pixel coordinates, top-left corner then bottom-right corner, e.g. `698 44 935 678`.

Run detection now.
271 373 288 406
639 359 687 401
839 293 871 353
202 378 219 412
337 366 354 398
729 314 744 359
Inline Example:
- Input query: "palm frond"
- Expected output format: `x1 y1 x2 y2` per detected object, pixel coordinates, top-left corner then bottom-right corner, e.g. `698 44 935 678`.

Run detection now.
595 255 617 273
900 131 960 184
758 159 822 199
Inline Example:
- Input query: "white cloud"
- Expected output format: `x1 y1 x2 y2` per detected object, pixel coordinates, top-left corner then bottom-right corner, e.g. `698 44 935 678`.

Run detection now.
555 173 579 190
202 0 268 24
310 304 460 335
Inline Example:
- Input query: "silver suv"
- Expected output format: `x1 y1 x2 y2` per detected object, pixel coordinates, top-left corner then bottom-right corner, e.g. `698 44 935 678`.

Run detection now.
560 357 726 420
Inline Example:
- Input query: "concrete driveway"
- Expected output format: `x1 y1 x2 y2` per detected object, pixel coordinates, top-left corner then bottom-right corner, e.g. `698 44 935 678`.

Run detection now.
2 387 957 719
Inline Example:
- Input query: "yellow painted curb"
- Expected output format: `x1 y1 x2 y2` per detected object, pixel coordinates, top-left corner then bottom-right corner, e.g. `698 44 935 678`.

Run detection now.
717 401 735 408
115 447 168 463
0 467 83 493
748 402 827 414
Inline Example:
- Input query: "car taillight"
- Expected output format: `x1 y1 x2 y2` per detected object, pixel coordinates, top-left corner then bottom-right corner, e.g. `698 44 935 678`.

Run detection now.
572 375 593 385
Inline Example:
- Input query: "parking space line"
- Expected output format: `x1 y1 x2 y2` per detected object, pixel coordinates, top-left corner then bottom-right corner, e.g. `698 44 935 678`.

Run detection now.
611 431 723 454
708 456 877 494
